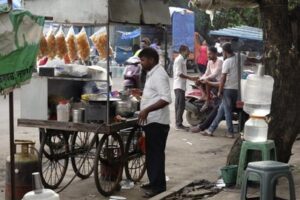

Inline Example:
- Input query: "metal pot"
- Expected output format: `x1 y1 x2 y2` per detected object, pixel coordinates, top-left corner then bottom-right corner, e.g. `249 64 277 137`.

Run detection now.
116 98 136 117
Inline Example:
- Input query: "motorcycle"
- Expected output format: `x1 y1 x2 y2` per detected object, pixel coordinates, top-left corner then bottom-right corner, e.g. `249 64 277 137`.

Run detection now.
185 84 246 132
123 56 141 90
185 85 218 127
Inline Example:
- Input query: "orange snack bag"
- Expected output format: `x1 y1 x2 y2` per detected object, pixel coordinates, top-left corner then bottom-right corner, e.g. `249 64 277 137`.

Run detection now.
46 27 56 59
55 26 67 59
90 27 112 60
66 26 77 62
38 35 48 58
76 27 90 61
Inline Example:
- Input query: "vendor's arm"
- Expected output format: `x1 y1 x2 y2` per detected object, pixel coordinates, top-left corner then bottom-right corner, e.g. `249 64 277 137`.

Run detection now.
131 88 143 100
138 100 169 125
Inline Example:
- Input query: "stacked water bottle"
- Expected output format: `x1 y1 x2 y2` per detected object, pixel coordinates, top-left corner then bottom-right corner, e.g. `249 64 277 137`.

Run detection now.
243 64 274 142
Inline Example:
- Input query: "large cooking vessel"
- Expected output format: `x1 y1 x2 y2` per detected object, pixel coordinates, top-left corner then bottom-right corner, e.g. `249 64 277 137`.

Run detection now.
116 91 138 117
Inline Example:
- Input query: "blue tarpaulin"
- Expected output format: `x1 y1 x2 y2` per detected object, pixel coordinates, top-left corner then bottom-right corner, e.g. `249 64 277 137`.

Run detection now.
209 26 263 41
118 28 141 40
172 10 195 52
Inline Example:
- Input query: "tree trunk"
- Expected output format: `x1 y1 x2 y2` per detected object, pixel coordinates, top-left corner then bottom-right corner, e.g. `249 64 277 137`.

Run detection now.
261 0 300 163
227 0 300 164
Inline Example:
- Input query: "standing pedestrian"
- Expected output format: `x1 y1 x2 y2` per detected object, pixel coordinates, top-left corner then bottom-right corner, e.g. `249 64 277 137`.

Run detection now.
197 40 208 74
173 45 198 131
132 47 172 198
200 43 238 138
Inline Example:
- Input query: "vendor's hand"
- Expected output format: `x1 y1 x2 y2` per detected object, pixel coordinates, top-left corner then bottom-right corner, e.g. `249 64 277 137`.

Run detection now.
131 88 142 97
138 109 149 125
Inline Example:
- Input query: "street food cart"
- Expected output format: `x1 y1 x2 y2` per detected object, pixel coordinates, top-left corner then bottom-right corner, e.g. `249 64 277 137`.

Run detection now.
17 0 171 197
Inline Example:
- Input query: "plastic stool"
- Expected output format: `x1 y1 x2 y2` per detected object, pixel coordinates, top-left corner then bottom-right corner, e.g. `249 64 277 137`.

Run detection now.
236 140 277 187
241 161 296 200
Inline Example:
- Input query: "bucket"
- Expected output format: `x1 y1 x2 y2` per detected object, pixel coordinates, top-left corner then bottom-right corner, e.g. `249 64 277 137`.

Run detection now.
220 165 238 186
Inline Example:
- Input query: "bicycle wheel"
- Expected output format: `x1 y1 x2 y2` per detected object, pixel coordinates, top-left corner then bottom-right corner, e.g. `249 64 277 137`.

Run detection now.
94 133 124 196
71 132 98 179
39 129 69 189
124 128 146 182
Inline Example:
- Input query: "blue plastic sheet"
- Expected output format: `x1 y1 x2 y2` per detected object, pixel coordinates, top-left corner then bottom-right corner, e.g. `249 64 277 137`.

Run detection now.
119 28 141 40
172 12 195 52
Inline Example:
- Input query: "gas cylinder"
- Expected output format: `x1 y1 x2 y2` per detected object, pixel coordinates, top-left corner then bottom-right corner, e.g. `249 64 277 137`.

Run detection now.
22 172 60 200
5 140 39 200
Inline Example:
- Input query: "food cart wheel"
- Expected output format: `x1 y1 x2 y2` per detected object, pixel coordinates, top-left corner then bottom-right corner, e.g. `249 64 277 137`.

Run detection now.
39 129 69 189
124 127 146 182
71 132 98 179
94 133 124 196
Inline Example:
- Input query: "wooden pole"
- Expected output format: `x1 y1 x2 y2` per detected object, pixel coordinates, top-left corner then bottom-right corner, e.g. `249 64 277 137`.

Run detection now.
9 92 15 200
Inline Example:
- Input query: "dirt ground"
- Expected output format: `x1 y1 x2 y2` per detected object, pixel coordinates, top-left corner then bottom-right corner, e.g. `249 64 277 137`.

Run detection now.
0 77 299 200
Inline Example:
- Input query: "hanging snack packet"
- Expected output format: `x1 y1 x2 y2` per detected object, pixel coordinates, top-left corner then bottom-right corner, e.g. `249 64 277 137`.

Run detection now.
66 26 78 62
46 27 56 59
55 26 67 59
76 27 90 61
38 35 48 58
90 27 112 59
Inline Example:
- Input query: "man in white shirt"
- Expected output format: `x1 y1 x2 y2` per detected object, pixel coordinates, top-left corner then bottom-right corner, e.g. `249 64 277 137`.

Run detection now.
200 43 239 138
173 45 198 131
132 47 172 198
197 46 223 112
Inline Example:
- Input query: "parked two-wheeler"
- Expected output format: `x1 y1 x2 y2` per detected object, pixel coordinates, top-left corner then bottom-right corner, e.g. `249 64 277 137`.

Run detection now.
185 84 245 131
185 85 217 127
123 56 141 90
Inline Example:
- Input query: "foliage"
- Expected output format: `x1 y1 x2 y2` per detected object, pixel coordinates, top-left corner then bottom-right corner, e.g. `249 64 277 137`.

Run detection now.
212 8 261 29
288 0 299 9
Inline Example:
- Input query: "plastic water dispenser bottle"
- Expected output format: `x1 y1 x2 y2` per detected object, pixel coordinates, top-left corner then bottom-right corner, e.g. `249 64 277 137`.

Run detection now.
22 172 60 200
243 64 274 142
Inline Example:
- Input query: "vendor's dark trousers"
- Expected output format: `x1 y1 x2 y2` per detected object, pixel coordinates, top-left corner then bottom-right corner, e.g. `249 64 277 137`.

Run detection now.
143 123 169 192
174 89 185 127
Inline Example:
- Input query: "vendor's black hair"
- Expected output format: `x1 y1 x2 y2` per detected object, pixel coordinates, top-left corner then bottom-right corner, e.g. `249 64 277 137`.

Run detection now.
222 42 233 54
139 47 159 65
208 46 218 54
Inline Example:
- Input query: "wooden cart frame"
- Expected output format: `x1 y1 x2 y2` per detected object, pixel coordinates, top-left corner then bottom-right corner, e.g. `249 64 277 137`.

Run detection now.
18 118 146 196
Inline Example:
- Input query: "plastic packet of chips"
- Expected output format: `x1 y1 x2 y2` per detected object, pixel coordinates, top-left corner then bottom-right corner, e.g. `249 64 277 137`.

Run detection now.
76 27 90 61
55 26 67 59
46 27 56 59
38 35 48 58
90 27 112 60
66 26 77 62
